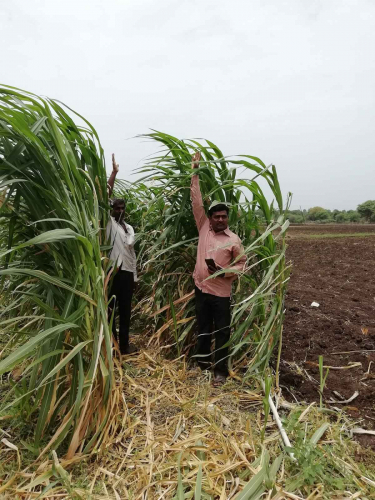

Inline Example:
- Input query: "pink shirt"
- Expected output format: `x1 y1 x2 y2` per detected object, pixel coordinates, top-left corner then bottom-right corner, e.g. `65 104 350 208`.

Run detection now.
191 175 247 297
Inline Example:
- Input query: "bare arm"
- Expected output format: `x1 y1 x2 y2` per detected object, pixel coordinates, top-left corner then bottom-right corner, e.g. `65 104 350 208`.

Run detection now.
107 153 119 198
190 152 207 231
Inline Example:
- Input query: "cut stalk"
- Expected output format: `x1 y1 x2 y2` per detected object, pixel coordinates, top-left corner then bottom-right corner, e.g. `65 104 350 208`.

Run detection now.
260 379 295 461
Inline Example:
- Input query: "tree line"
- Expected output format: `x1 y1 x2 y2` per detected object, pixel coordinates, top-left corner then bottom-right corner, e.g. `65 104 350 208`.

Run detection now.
285 200 375 224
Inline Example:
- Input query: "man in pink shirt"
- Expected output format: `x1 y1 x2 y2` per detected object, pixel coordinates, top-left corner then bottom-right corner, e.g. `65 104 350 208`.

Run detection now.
191 152 247 386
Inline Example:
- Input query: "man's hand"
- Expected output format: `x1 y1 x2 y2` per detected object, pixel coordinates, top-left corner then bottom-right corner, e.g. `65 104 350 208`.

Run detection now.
207 262 217 275
112 153 119 174
191 151 201 170
207 261 224 276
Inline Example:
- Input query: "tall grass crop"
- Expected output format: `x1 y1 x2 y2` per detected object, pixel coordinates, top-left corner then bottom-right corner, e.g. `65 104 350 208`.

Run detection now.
0 86 289 461
115 131 291 376
3 89 371 500
0 85 116 457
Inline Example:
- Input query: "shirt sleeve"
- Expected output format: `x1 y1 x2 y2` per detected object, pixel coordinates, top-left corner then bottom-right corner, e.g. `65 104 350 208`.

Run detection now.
224 239 247 278
126 224 138 281
106 219 118 267
190 174 207 232
125 224 135 246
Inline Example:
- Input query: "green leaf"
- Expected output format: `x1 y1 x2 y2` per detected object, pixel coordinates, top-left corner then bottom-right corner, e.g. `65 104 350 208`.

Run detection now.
194 464 203 500
38 340 92 386
233 468 266 499
310 423 330 445
0 322 77 375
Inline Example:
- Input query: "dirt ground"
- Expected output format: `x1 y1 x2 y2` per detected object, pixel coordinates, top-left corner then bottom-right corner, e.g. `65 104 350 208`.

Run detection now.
280 224 375 447
287 223 375 235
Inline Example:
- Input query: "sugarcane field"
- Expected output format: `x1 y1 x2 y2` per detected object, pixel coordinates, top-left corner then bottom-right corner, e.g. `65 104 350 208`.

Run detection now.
0 84 374 500
1 2 375 497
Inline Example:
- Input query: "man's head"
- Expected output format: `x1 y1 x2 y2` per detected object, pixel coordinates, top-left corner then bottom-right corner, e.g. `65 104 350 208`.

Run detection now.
111 198 126 222
208 203 229 233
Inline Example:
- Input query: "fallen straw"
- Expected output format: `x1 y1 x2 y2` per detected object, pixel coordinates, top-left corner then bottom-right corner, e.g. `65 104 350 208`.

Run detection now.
260 380 296 461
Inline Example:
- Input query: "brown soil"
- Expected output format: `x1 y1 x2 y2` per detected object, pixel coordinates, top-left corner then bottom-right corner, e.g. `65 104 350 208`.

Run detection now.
280 225 375 447
288 223 375 234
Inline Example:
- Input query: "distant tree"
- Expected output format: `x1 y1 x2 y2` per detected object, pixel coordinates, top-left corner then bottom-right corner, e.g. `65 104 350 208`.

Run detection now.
335 212 347 223
357 200 375 222
288 213 304 223
347 210 361 222
297 206 363 224
307 206 330 221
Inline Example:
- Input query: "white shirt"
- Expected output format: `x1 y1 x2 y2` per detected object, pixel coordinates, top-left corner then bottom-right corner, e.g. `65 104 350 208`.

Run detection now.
106 217 138 281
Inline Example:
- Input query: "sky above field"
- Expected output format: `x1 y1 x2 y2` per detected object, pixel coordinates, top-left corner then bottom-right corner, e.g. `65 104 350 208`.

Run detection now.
1 0 374 210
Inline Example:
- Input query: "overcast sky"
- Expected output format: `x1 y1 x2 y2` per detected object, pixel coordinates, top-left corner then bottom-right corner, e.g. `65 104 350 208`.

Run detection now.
1 0 374 209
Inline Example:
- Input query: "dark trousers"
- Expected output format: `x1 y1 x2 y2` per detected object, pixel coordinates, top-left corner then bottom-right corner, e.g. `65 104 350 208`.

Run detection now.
108 270 134 354
195 286 231 376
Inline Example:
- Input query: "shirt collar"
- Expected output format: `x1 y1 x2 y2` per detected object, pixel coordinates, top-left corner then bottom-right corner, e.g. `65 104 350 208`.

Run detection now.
111 216 126 227
209 224 231 237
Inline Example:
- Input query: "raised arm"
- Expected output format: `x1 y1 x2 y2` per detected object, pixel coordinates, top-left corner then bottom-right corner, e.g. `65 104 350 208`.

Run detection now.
190 152 207 231
107 153 119 198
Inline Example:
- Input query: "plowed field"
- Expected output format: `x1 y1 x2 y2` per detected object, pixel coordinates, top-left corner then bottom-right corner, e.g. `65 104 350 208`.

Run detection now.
281 224 375 447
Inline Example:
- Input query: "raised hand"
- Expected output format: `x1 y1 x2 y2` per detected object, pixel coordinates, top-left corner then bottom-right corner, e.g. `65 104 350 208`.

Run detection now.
112 153 119 174
191 151 201 169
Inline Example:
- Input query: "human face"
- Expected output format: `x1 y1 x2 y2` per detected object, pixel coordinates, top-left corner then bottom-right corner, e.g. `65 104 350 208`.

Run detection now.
112 203 125 222
209 210 228 233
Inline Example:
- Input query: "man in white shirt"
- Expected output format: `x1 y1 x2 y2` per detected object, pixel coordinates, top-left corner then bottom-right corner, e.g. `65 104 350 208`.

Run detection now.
107 155 138 355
